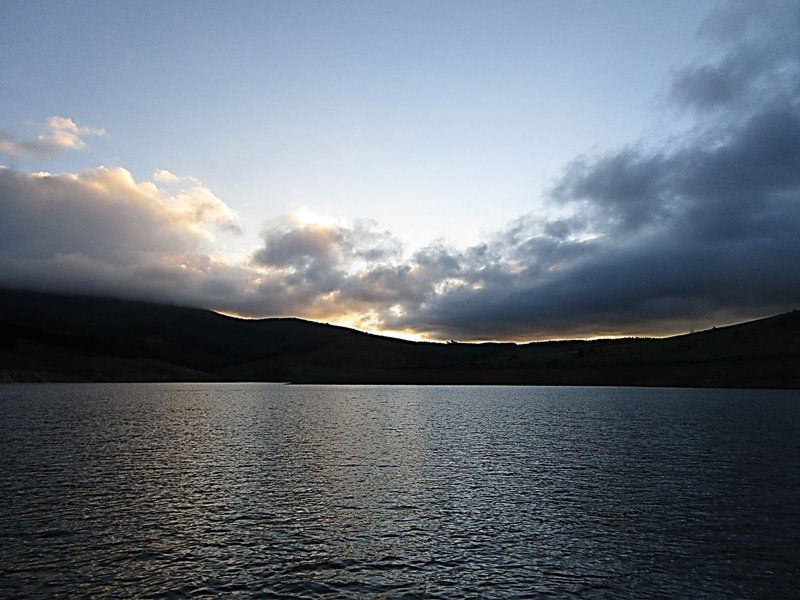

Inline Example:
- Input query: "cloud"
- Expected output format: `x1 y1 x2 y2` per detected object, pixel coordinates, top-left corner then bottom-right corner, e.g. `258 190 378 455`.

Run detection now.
0 1 798 340
243 0 800 339
0 165 249 310
244 217 407 323
669 0 800 114
0 116 105 157
378 0 800 339
153 169 181 184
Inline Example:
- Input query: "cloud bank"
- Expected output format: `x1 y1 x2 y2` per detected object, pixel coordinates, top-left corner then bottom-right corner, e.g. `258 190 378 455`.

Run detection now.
1 1 798 340
0 166 250 312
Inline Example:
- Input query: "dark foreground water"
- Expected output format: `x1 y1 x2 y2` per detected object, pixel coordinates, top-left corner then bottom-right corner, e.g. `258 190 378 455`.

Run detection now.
1 384 799 598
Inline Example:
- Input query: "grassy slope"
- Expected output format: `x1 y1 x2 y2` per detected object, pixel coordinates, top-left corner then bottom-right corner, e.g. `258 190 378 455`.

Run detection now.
0 288 798 387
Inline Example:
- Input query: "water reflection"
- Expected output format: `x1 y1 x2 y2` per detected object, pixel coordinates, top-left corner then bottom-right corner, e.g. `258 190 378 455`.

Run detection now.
1 384 798 597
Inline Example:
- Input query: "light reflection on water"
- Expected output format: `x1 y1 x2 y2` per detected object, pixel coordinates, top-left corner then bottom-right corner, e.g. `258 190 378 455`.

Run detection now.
1 383 799 597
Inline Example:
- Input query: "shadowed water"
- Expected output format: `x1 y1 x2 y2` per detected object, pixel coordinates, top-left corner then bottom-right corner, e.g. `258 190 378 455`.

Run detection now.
1 383 799 597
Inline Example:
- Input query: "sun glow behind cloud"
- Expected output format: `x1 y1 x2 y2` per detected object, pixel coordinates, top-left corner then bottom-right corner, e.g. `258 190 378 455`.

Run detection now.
290 207 341 228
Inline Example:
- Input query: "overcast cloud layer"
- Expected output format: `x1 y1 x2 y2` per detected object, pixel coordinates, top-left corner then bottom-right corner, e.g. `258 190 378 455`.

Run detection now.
1 1 798 340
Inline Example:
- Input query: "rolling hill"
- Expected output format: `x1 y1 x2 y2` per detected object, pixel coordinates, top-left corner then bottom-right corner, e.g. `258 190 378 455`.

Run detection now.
0 288 798 388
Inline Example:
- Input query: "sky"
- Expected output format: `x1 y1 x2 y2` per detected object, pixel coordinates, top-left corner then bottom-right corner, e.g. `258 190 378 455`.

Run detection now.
1 0 799 341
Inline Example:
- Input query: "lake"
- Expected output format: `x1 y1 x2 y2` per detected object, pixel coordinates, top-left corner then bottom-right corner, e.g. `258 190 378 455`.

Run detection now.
1 384 798 597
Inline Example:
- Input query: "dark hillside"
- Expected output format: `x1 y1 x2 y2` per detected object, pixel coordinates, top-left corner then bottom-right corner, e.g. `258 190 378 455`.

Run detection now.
0 288 797 387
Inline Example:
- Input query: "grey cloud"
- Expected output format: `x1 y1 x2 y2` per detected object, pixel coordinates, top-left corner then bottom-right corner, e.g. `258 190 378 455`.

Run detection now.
669 0 800 113
378 3 800 339
253 218 401 270
372 1 800 338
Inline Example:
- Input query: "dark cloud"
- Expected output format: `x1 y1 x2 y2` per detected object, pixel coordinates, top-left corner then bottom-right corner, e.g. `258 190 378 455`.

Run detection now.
669 0 800 113
379 0 800 338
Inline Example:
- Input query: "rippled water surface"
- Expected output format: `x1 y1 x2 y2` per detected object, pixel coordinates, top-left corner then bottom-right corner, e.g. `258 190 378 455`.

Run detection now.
1 384 799 598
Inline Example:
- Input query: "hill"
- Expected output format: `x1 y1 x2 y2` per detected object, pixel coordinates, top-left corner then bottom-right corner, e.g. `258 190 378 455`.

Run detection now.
0 288 798 388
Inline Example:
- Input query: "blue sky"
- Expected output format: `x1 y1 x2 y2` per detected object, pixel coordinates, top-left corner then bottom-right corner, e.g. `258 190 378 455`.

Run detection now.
2 1 798 340
2 0 713 250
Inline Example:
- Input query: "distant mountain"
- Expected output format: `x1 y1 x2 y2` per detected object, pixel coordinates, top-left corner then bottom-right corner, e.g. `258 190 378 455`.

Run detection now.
0 288 798 388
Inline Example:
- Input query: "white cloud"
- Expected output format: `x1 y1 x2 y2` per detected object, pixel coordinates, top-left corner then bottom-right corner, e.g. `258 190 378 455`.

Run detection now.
0 116 105 157
153 169 182 184
0 164 255 315
0 165 240 257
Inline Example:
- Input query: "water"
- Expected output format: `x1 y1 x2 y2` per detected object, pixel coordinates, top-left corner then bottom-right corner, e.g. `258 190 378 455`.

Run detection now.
0 384 798 598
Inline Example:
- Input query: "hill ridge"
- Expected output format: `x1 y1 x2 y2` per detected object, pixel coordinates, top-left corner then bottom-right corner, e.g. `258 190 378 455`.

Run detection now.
0 288 798 388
